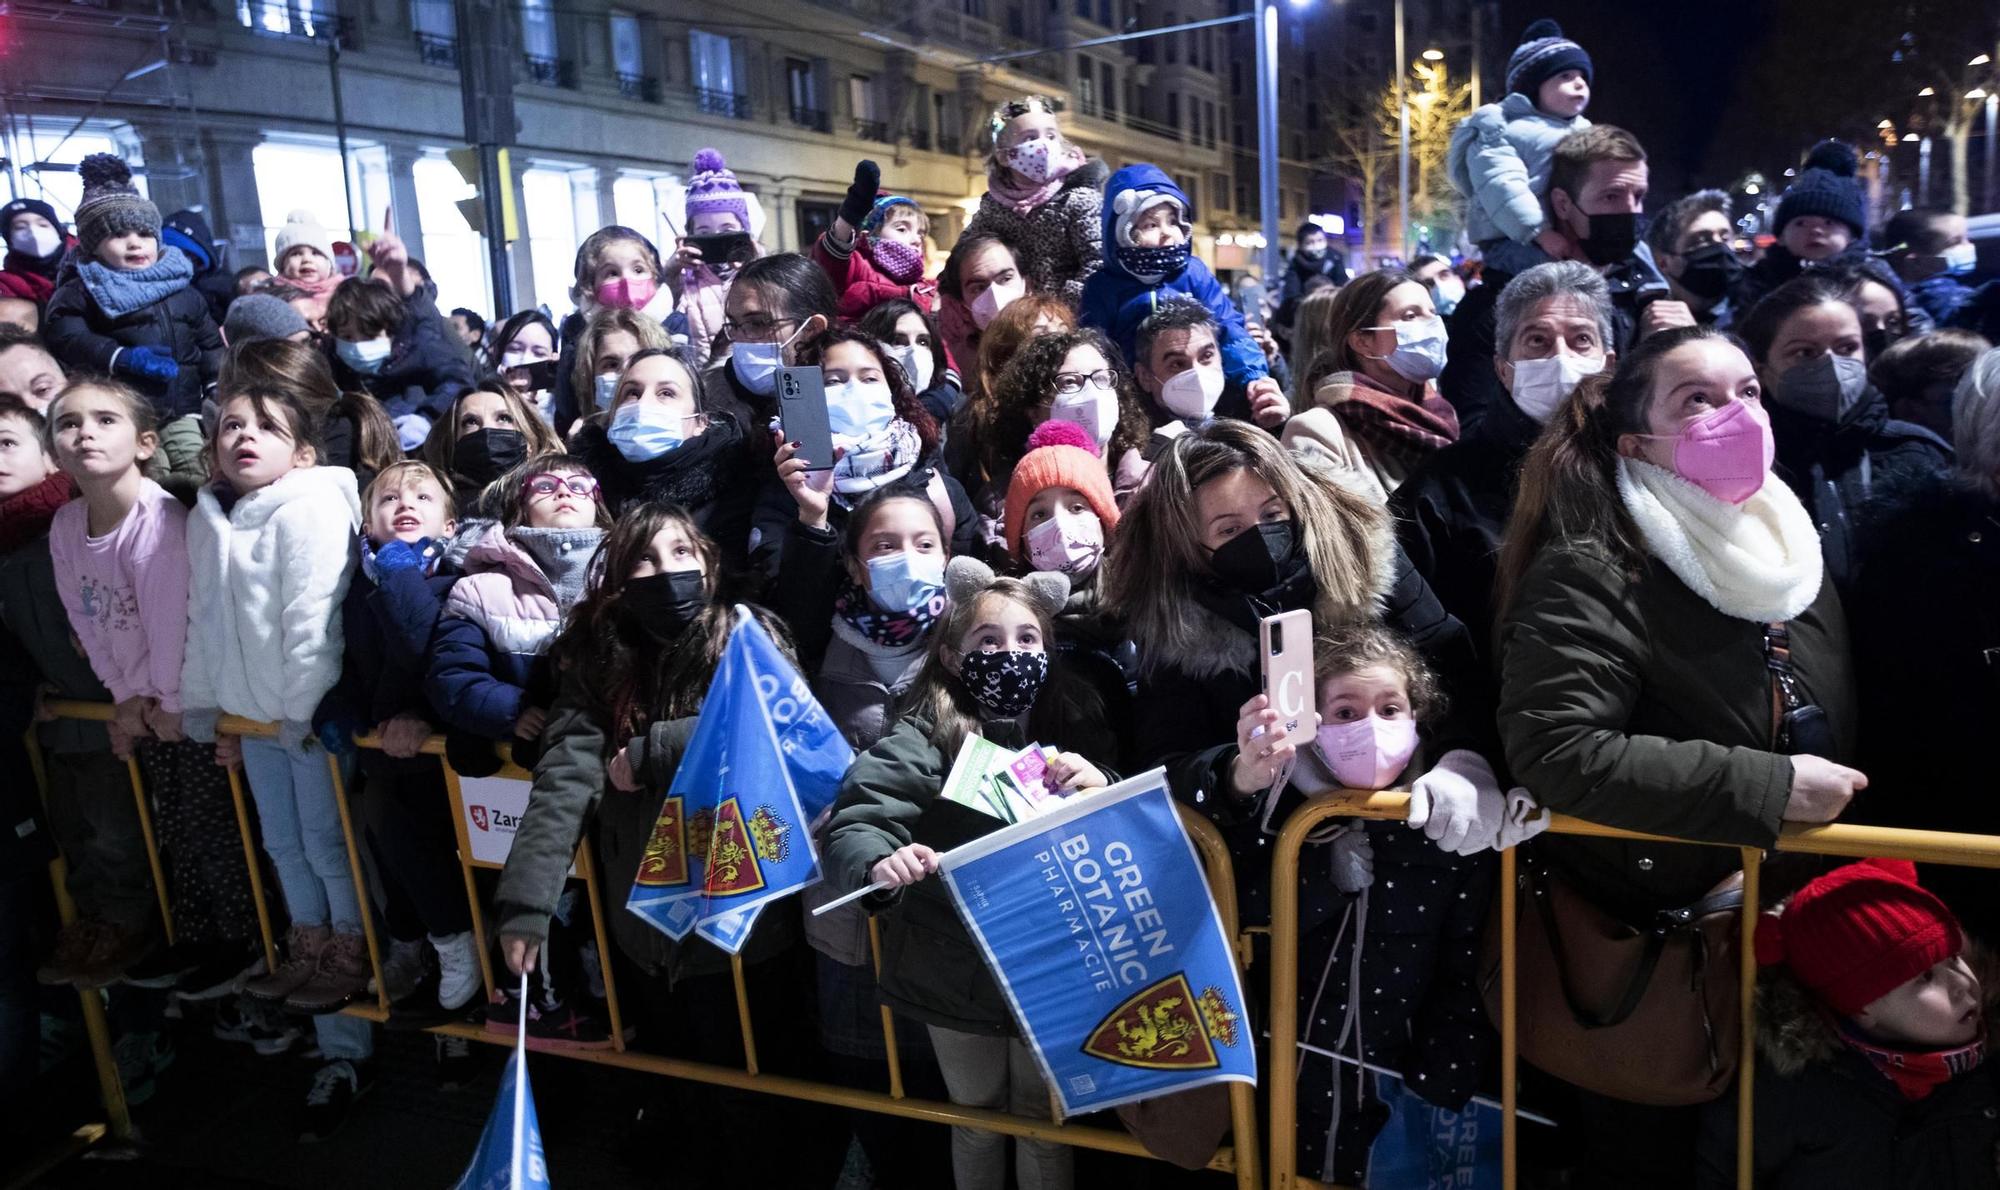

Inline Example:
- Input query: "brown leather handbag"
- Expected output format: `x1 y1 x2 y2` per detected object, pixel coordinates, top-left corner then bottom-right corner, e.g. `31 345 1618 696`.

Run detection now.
1481 857 1743 1106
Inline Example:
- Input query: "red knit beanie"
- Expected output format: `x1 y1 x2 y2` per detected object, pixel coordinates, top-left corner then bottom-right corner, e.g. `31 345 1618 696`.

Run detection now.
1753 858 1962 1016
1003 420 1120 559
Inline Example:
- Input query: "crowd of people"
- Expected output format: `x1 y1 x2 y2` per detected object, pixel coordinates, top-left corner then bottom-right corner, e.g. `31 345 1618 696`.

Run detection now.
3 15 2000 1189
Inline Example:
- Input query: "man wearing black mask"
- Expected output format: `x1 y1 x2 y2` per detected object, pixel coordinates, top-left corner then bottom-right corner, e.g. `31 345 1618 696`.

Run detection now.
1441 125 1682 433
1647 189 1744 329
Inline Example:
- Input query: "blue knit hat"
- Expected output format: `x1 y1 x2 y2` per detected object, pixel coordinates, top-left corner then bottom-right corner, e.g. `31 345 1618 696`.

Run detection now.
861 194 923 233
1774 140 1866 239
1506 19 1592 99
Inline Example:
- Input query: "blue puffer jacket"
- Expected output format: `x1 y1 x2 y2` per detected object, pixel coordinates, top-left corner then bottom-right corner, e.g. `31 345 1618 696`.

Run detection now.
1079 164 1267 385
316 538 460 774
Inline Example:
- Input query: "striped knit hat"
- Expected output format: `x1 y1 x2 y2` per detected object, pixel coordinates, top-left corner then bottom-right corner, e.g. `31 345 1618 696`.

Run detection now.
685 148 750 228
1505 19 1592 99
75 153 160 255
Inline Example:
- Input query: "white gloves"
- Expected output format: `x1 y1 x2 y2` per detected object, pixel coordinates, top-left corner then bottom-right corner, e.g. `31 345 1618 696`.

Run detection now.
393 413 433 452
1328 827 1374 894
1496 788 1551 850
1408 749 1505 856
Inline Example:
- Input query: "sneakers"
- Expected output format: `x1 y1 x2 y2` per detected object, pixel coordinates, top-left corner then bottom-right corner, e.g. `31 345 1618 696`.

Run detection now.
72 920 159 990
118 939 198 991
113 1031 175 1107
432 931 481 1013
485 987 618 1052
434 1033 478 1090
285 931 370 1014
36 919 101 986
298 1058 373 1143
244 924 331 1004
371 938 426 1004
212 996 302 1057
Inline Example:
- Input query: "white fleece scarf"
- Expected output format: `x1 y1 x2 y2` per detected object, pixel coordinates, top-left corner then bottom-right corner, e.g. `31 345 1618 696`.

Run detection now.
1616 458 1823 623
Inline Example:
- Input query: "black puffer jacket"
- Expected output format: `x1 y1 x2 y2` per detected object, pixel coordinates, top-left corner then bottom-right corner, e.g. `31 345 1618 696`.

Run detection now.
1769 390 1951 593
44 258 222 419
1696 969 2000 1190
571 413 762 575
330 289 475 423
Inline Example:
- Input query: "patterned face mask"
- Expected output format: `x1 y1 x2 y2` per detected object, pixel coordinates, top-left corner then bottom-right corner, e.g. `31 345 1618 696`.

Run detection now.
958 648 1050 717
1116 241 1191 282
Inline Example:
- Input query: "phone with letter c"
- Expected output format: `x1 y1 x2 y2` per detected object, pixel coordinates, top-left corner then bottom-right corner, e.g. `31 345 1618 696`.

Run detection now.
1258 609 1317 750
778 365 837 472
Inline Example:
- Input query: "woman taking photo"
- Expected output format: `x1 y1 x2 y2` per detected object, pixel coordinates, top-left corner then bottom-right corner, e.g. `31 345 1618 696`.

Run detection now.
1495 324 1865 1188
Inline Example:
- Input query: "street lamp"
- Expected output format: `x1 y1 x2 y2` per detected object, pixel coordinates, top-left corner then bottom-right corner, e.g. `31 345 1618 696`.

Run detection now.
1421 48 1444 61
1253 0 1282 281
1394 0 1407 260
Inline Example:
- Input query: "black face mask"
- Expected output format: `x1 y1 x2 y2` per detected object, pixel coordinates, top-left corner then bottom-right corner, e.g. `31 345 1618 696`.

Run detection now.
1576 211 1644 267
1209 521 1296 592
1863 326 1896 362
455 427 527 487
1674 242 1742 302
619 569 708 639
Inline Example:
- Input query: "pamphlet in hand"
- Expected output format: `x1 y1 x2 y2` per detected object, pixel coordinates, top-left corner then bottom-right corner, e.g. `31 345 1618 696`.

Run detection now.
940 734 1064 825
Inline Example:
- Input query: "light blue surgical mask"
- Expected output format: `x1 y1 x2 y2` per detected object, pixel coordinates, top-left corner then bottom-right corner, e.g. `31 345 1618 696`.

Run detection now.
592 372 619 413
1943 241 1978 277
607 401 696 463
731 340 783 395
864 548 946 614
337 336 393 375
827 379 897 439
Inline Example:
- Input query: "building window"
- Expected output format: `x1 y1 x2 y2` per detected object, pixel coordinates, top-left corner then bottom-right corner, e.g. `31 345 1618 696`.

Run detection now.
1100 61 1116 119
613 173 687 265
1166 93 1179 134
522 166 590 320
691 30 747 116
1076 67 1096 117
1211 174 1228 212
253 142 354 261
1164 11 1177 63
412 0 456 63
798 200 839 249
1098 0 1113 24
851 75 890 142
412 155 488 319
0 125 137 218
519 0 556 60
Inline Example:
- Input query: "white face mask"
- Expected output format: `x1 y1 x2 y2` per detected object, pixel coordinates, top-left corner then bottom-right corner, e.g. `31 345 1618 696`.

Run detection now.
1025 507 1105 577
1157 364 1224 420
1048 388 1118 449
890 343 935 393
1508 352 1604 424
9 224 59 258
825 379 897 440
969 281 1022 330
1369 316 1449 383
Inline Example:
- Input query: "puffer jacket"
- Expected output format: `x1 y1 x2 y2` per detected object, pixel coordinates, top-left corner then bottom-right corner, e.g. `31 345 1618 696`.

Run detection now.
329 288 475 424
1695 968 2000 1189
1447 94 1589 247
318 541 460 776
1079 164 1267 385
1769 391 1950 593
962 159 1108 304
811 230 940 321
182 466 360 726
492 607 798 981
425 523 601 741
45 247 223 420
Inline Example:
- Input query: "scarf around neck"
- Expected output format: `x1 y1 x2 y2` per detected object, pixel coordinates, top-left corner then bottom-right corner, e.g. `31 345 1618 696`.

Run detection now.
1319 371 1460 469
986 146 1086 215
78 246 193 318
507 525 604 614
832 573 942 650
1616 457 1824 623
0 471 74 553
1834 1014 1986 1101
833 418 922 497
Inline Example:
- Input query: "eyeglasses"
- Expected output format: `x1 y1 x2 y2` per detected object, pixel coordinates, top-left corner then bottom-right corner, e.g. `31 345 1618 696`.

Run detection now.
523 473 600 500
721 315 798 343
1052 369 1116 396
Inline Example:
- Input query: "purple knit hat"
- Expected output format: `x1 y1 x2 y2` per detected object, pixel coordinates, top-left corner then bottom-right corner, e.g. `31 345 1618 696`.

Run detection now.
686 147 750 228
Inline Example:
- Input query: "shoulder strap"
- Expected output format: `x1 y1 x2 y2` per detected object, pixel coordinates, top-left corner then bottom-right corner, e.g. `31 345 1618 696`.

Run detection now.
1763 621 1801 750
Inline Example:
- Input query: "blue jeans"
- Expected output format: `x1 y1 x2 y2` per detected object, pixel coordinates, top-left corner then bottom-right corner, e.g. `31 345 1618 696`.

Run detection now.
239 736 361 933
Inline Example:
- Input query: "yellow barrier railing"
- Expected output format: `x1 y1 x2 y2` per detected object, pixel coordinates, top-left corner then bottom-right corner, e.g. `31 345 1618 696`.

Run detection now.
1264 789 2000 1190
37 700 1262 1186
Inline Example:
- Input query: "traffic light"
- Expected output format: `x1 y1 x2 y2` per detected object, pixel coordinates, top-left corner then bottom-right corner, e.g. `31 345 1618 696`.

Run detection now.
445 146 518 242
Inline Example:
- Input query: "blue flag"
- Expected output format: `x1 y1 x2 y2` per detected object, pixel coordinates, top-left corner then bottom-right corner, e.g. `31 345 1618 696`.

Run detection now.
454 1043 551 1189
1366 1071 1503 1189
941 769 1256 1117
626 607 853 953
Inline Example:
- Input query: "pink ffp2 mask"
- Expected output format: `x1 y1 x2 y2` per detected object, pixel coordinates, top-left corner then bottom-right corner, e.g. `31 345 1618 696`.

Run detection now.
595 276 658 311
1669 399 1773 504
1314 715 1419 791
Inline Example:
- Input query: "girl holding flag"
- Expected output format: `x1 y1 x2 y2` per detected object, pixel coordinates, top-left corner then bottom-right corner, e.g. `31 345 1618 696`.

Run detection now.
824 556 1119 1190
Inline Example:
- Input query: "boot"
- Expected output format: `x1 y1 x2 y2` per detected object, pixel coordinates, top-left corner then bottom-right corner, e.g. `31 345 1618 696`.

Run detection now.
286 931 370 1014
73 920 159 990
36 918 102 986
243 924 331 1003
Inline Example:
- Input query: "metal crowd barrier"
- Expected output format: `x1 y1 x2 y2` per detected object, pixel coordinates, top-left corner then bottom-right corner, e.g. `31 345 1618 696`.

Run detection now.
36 700 1263 1188
1264 789 2000 1190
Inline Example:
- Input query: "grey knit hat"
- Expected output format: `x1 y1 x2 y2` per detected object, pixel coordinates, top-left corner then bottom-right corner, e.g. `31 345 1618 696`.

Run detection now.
223 293 310 344
74 153 160 256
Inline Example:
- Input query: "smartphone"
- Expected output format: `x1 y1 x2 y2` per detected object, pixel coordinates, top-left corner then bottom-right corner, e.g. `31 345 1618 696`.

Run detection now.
778 365 837 472
685 232 757 268
1259 609 1316 750
508 358 558 391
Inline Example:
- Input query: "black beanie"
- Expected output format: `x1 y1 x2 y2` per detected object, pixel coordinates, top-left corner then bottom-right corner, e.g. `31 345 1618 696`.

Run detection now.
1774 140 1866 240
0 198 60 236
1506 19 1593 99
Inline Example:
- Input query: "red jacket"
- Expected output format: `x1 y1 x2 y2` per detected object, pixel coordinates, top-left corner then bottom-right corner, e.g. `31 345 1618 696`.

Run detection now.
810 231 938 321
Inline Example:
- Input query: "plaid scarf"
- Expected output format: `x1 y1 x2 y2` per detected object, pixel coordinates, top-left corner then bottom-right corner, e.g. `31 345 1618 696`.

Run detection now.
1834 1014 1985 1101
1316 370 1460 471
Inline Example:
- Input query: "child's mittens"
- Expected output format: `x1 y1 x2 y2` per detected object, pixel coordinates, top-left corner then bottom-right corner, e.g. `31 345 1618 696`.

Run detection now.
182 706 220 744
115 346 180 381
840 160 882 228
372 538 433 574
317 718 356 757
393 414 432 452
278 718 313 752
1495 789 1550 851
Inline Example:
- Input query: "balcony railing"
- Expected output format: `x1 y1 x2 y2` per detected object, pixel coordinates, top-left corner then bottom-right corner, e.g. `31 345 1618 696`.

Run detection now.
413 31 457 67
789 104 831 133
938 132 963 156
522 53 576 88
617 72 659 102
853 118 891 144
696 87 752 118
906 127 930 151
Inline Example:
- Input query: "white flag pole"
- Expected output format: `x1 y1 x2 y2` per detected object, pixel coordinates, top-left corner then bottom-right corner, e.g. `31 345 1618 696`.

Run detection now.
511 966 528 1189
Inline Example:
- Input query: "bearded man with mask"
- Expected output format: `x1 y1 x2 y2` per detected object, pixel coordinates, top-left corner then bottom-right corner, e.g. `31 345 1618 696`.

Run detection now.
1441 125 1678 436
